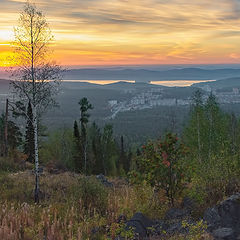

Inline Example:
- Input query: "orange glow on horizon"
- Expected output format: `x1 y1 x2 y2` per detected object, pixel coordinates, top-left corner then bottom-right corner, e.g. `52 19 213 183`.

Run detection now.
1 0 240 67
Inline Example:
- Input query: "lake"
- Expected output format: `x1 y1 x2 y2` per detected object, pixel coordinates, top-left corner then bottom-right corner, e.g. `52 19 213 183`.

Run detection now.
62 79 215 87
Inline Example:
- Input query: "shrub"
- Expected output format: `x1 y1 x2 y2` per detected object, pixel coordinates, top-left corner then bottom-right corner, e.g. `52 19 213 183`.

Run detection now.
39 129 75 170
130 133 189 206
72 176 109 215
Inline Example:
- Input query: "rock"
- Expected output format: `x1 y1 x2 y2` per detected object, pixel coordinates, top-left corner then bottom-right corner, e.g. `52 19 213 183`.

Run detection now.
182 196 195 211
151 220 166 235
204 207 221 230
117 214 127 223
204 193 240 239
167 221 184 234
96 174 113 187
125 212 154 239
217 194 240 232
165 207 189 220
212 228 234 240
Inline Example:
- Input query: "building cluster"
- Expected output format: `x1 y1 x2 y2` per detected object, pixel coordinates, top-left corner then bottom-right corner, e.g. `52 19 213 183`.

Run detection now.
107 87 240 119
108 88 191 119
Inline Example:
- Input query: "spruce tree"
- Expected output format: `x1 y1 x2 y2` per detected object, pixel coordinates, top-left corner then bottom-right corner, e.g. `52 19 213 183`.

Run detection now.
73 120 81 171
78 97 93 174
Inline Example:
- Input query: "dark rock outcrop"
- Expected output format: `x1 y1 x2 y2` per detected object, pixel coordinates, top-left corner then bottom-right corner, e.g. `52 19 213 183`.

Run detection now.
204 193 240 240
96 174 113 187
125 212 154 239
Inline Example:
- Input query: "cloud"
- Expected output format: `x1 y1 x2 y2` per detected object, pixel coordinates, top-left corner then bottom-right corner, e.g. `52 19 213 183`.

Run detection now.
1 0 240 65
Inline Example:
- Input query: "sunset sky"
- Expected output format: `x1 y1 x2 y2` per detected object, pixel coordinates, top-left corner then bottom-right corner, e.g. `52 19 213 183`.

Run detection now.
1 0 240 66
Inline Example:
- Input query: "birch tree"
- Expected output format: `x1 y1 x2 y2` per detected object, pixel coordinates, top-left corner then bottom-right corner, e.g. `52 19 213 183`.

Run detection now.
10 2 62 203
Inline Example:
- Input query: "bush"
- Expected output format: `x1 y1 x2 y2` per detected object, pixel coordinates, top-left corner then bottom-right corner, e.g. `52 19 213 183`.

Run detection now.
39 129 75 170
72 176 109 215
0 153 26 172
130 133 189 206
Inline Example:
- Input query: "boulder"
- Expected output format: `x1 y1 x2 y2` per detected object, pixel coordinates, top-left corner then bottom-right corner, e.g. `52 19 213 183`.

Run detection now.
165 207 189 220
212 228 235 240
125 212 154 239
204 193 240 239
96 174 113 187
204 207 221 230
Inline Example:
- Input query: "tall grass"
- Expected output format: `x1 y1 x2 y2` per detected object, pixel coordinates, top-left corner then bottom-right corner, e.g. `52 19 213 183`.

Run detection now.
0 171 167 239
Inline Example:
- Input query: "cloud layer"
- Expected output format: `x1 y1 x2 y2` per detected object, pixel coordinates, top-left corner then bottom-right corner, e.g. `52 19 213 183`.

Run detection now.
1 0 240 65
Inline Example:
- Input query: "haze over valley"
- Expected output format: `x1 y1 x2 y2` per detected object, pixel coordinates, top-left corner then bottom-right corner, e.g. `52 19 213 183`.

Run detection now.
2 65 240 142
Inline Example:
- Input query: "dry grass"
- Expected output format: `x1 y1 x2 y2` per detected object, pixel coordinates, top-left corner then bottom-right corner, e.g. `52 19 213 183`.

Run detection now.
0 171 169 239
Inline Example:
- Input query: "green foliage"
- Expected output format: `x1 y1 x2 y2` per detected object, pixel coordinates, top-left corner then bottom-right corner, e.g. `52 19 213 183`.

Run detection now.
73 120 82 171
0 155 25 173
130 133 189 206
73 176 109 215
182 220 208 240
184 91 230 164
0 114 22 156
88 123 118 176
183 91 240 215
40 128 75 170
110 222 135 240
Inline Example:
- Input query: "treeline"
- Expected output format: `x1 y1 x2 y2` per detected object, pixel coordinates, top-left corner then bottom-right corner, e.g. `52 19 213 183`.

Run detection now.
130 89 240 206
0 91 240 193
0 97 132 176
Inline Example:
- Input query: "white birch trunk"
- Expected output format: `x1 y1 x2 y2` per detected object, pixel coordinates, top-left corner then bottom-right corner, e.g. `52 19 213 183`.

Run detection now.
32 103 40 203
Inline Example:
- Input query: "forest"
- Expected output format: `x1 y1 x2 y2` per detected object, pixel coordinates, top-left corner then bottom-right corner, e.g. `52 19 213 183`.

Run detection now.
1 85 240 239
1 2 240 240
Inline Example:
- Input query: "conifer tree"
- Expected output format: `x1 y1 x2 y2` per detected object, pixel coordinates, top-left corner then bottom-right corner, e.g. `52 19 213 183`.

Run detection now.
73 120 81 171
78 97 93 174
90 122 104 174
102 124 117 175
0 114 22 155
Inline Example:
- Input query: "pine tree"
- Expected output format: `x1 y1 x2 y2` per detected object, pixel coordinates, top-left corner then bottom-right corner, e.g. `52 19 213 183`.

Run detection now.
119 135 129 173
73 120 81 171
102 124 117 175
0 114 22 155
78 97 93 174
89 122 104 174
73 120 80 141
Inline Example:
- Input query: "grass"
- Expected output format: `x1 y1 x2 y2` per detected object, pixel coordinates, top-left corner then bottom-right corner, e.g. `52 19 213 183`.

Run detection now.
0 171 169 239
0 165 237 239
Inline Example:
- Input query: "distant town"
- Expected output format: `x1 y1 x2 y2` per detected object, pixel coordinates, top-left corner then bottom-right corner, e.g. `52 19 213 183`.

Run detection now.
107 85 240 119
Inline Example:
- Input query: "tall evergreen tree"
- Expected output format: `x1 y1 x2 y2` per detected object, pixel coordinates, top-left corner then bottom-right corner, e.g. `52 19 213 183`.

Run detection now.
102 124 117 175
89 122 104 174
119 136 129 173
78 97 93 174
73 120 81 171
0 114 22 156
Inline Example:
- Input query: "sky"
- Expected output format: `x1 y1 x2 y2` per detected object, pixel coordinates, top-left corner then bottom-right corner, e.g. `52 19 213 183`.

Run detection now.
1 0 240 66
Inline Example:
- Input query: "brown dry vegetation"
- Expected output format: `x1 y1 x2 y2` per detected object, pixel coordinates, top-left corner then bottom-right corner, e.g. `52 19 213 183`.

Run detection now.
0 170 170 240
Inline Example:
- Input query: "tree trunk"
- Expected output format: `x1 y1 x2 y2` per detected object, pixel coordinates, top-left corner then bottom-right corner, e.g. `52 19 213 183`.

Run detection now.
4 99 8 157
32 104 40 203
84 142 87 175
197 112 201 163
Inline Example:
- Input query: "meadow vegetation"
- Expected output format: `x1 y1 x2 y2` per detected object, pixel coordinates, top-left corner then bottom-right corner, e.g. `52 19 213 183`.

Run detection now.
1 90 240 239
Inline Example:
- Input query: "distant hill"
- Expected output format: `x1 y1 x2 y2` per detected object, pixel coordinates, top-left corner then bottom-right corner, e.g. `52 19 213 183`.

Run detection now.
64 68 240 82
0 79 10 93
192 77 240 89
